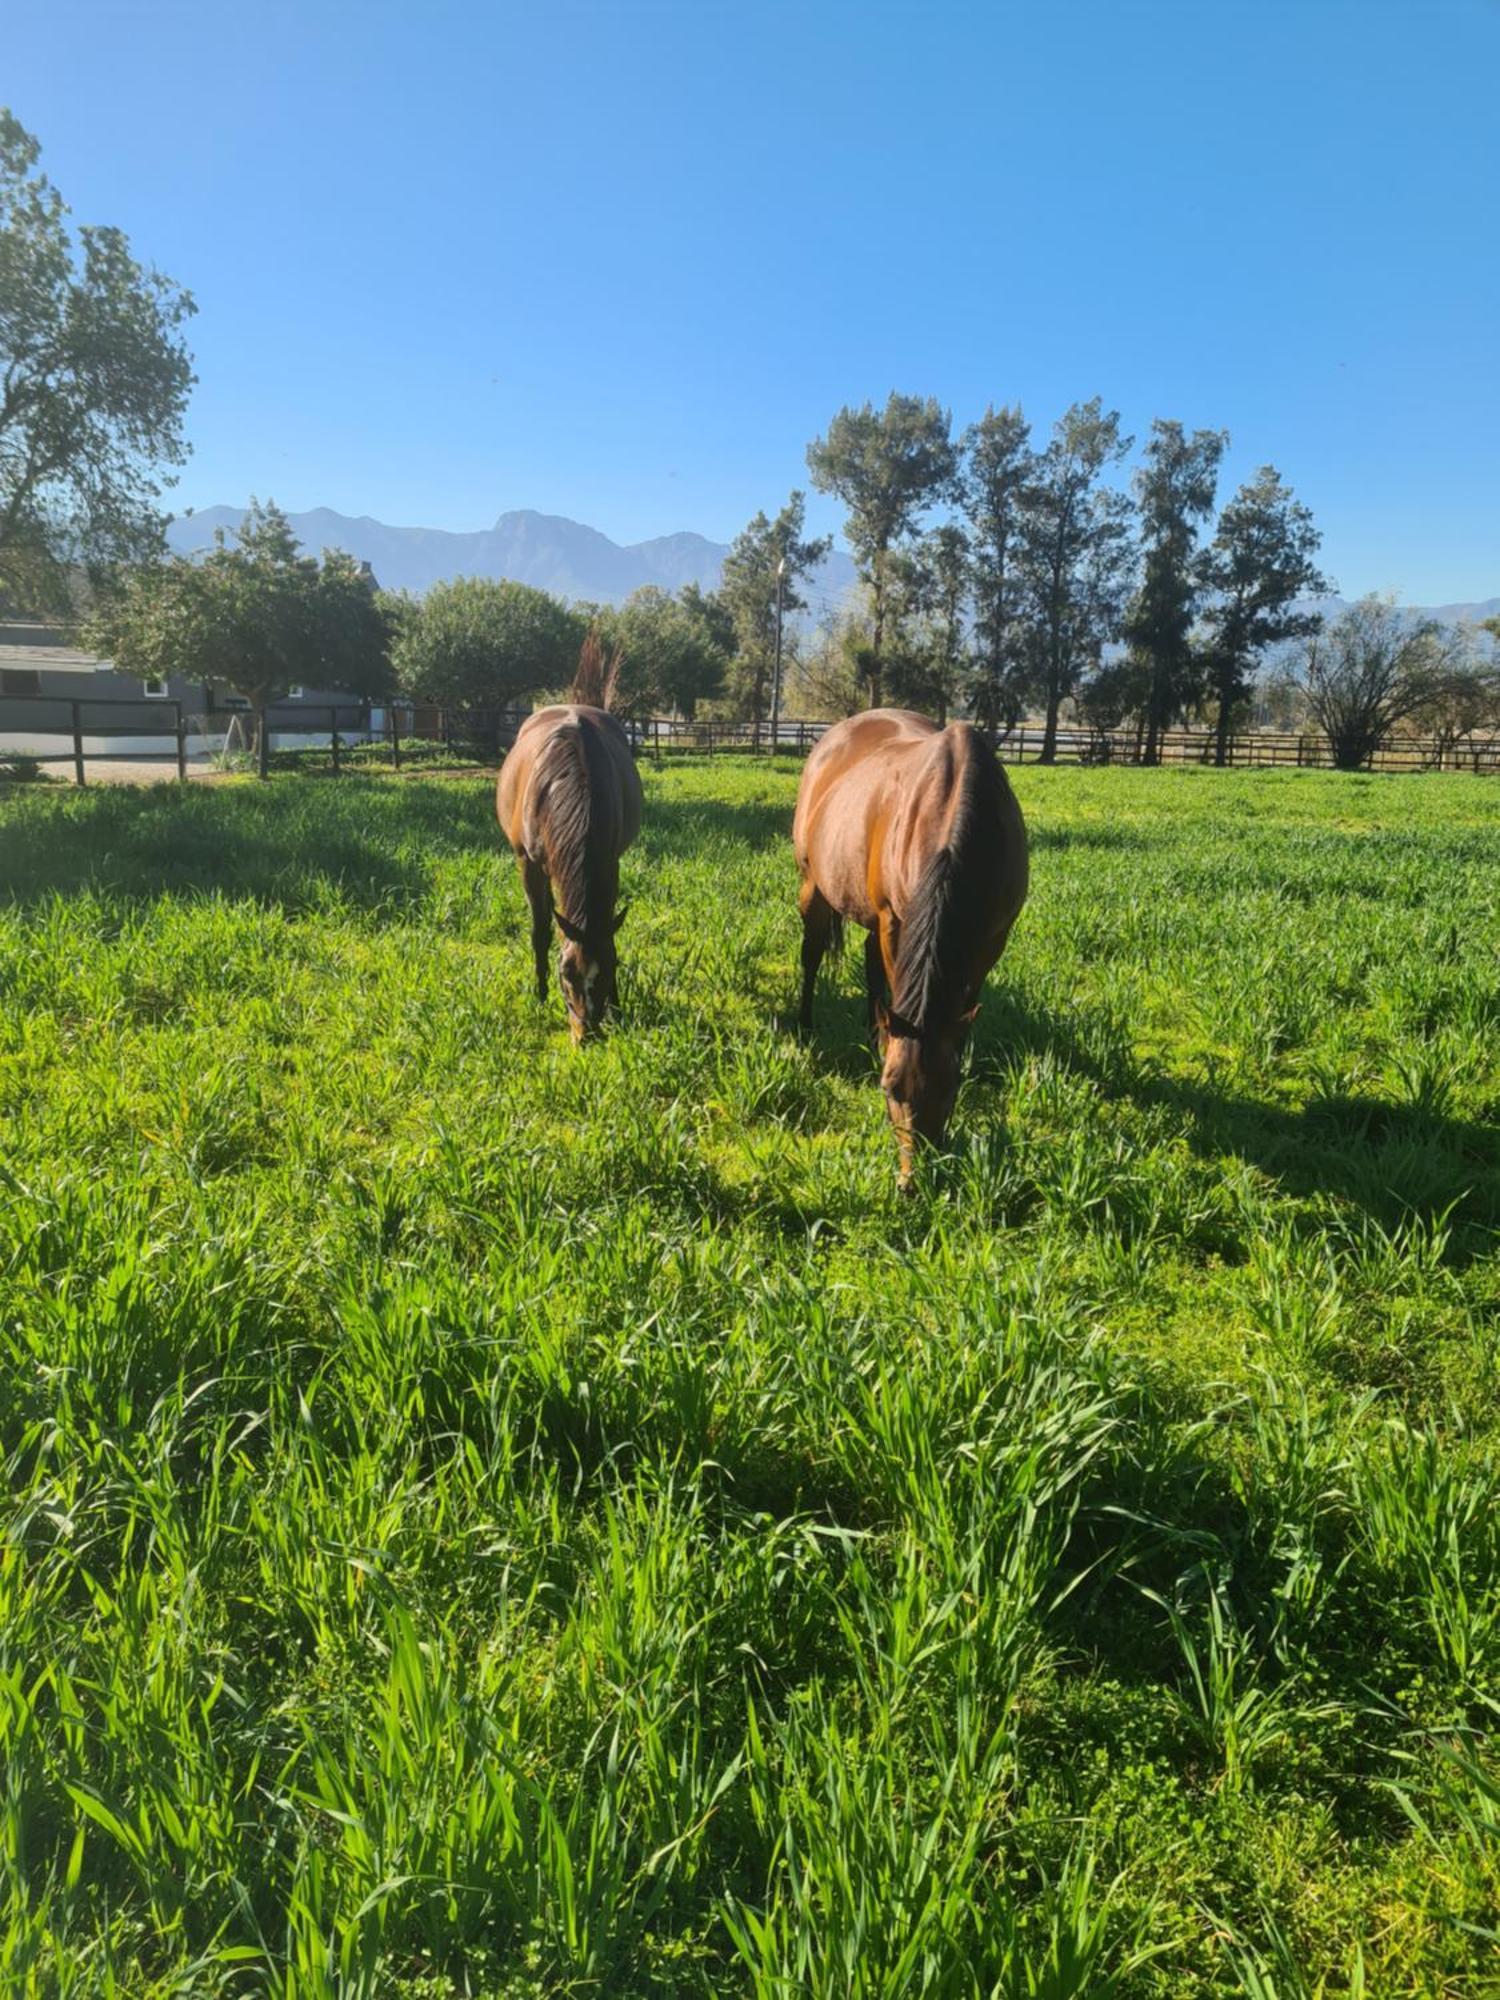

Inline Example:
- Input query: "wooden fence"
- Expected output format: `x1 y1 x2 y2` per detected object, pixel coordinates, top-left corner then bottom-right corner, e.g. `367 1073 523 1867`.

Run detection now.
3 693 1498 783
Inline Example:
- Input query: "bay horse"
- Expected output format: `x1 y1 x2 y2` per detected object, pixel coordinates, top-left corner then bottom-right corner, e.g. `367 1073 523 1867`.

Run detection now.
793 709 1028 1184
497 704 642 1041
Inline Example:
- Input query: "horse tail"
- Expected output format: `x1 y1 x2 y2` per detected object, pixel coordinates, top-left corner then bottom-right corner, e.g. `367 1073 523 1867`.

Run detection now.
828 911 844 956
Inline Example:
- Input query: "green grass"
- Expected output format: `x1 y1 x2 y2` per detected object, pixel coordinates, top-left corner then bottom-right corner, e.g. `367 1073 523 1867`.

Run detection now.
1 760 1497 1997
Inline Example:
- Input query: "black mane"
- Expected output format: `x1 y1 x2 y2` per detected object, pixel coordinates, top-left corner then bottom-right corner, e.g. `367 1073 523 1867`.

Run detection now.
889 734 1006 1035
535 720 615 941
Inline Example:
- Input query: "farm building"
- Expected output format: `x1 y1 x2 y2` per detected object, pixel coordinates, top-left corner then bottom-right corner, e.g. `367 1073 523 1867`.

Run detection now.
0 617 372 764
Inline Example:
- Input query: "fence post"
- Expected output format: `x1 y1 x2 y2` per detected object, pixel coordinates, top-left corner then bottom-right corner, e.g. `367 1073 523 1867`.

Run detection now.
391 703 401 771
330 706 341 776
175 702 187 781
72 701 86 786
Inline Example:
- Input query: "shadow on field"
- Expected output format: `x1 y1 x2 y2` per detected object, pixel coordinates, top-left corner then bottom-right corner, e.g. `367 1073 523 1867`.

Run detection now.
642 792 792 855
1026 823 1161 852
0 775 504 916
972 988 1499 1249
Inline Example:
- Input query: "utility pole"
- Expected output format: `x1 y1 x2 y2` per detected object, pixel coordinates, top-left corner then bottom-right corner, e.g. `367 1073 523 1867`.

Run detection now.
768 556 786 755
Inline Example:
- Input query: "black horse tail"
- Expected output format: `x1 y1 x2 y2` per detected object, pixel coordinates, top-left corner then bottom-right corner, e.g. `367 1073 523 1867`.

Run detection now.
828 912 844 956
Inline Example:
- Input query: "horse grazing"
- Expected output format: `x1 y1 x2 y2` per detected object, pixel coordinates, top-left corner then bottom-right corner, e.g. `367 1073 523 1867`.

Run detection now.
497 705 643 1041
793 709 1028 1184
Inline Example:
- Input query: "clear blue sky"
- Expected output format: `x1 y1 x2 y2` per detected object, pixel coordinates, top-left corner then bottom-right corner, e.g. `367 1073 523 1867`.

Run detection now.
8 0 1498 602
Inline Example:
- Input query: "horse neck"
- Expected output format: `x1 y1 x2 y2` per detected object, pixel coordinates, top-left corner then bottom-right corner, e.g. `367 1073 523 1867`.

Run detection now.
542 723 614 936
889 734 996 1033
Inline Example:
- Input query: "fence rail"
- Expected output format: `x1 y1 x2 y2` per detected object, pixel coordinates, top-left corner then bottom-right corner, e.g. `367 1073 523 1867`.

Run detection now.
3 694 1498 783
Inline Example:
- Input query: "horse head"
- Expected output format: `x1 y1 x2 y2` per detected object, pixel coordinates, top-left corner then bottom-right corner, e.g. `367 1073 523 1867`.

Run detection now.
555 904 628 1042
877 1002 977 1187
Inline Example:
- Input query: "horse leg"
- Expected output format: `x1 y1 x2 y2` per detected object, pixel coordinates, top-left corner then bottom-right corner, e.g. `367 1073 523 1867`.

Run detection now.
875 911 901 1051
798 882 834 1033
864 926 888 1040
523 859 552 1003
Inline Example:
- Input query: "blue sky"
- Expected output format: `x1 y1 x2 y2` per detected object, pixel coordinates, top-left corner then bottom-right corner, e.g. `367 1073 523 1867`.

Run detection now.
9 0 1498 602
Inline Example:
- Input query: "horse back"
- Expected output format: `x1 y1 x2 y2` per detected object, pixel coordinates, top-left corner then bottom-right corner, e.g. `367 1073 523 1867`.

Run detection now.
795 711 1026 940
497 705 641 861
794 710 940 924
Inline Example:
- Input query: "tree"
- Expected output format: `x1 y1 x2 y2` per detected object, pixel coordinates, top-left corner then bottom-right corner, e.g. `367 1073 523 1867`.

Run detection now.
607 584 729 718
1299 594 1456 769
90 501 394 777
677 582 737 685
1076 653 1152 760
1015 399 1134 762
393 576 584 714
717 492 830 733
959 405 1034 731
1124 420 1227 763
883 525 971 721
0 110 195 615
807 395 956 706
1199 467 1328 765
788 603 870 720
1407 624 1500 768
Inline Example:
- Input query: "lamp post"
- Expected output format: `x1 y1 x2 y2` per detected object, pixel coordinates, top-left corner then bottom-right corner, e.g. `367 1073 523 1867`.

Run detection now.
768 556 786 755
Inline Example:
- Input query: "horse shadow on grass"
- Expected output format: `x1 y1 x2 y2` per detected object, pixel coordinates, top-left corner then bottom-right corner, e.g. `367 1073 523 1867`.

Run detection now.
641 791 793 858
968 986 1499 1253
0 774 508 919
777 953 1495 1252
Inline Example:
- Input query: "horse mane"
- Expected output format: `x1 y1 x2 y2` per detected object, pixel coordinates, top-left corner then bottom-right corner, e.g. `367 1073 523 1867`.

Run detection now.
890 732 1006 1036
529 720 614 938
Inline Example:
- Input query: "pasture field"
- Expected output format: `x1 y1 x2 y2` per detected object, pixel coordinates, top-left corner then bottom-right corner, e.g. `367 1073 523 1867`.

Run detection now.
1 761 1498 1998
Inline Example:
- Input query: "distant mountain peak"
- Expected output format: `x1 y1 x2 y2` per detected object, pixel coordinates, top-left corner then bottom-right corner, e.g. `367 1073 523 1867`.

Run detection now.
167 503 859 605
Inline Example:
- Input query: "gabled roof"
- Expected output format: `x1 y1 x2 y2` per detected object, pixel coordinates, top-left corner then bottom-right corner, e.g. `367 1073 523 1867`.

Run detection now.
0 620 108 675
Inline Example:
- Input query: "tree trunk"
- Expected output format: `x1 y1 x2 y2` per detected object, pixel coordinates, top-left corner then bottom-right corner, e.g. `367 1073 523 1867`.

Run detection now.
869 561 885 709
1214 699 1231 767
256 700 270 780
1040 691 1060 764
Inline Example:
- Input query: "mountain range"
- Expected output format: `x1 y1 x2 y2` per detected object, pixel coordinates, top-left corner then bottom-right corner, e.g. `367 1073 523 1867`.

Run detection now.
166 505 860 608
165 505 1495 629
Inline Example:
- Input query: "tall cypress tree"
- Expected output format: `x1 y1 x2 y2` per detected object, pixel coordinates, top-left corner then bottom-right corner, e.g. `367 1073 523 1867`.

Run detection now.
807 395 956 707
1124 420 1227 764
959 406 1034 732
1015 399 1134 763
1199 467 1328 764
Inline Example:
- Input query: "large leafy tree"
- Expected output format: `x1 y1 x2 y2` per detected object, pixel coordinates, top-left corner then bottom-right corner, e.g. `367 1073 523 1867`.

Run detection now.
1300 594 1456 769
959 405 1035 731
587 584 730 718
1199 467 1328 764
0 110 195 615
806 395 956 706
1015 399 1134 762
1408 629 1500 768
883 525 972 722
91 501 394 776
1124 419 1227 763
717 492 829 732
393 575 583 712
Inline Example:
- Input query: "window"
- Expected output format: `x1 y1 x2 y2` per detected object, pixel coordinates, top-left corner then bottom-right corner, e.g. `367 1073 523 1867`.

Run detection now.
1 668 42 697
142 676 169 699
287 685 305 699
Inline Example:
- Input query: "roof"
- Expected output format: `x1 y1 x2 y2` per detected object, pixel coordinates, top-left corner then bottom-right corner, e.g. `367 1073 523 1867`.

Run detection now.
0 620 108 676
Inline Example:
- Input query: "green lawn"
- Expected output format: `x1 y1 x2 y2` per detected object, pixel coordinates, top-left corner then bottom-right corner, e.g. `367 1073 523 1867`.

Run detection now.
1 761 1498 1997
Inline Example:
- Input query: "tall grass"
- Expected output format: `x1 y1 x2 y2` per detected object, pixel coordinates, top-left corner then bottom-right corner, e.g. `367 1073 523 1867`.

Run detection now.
1 762 1497 1994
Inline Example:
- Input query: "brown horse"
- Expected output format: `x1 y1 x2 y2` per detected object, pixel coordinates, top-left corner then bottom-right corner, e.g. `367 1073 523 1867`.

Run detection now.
497 704 643 1040
793 709 1028 1183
